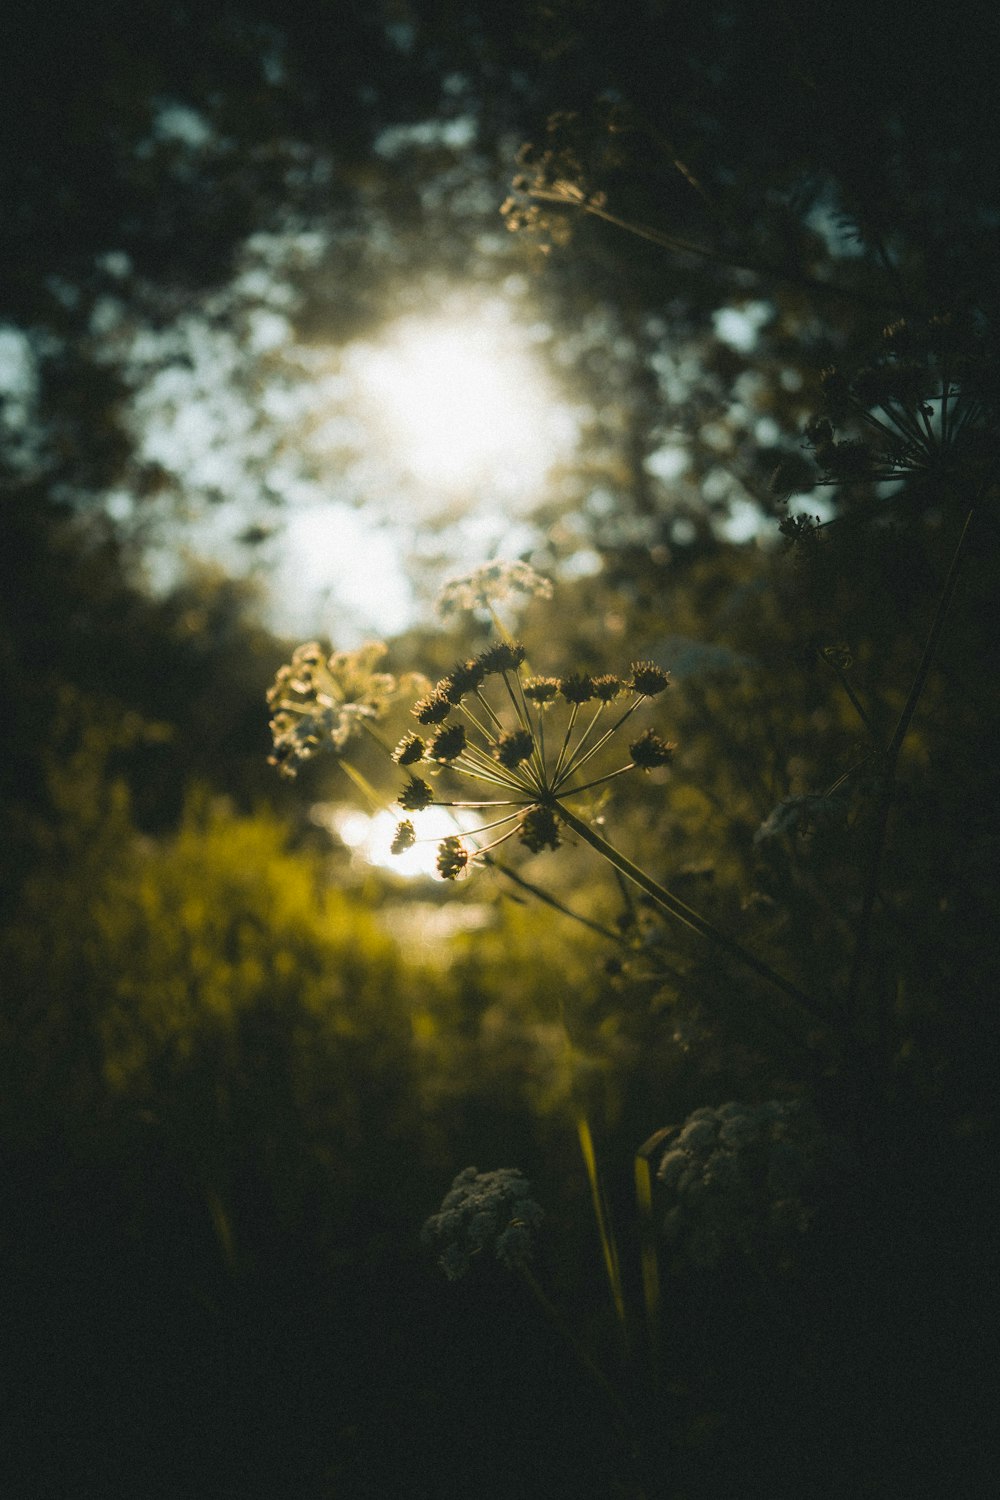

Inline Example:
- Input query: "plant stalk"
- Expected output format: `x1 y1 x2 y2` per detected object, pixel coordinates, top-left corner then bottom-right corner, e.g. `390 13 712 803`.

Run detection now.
554 801 823 1023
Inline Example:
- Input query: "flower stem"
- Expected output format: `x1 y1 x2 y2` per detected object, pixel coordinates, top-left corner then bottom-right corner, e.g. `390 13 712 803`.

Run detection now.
554 802 824 1023
845 505 976 1029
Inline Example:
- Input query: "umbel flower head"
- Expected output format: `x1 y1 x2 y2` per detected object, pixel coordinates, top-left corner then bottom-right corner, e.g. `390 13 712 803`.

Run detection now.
388 638 675 877
787 314 999 497
655 1100 837 1270
436 559 554 620
267 641 399 778
422 1167 544 1280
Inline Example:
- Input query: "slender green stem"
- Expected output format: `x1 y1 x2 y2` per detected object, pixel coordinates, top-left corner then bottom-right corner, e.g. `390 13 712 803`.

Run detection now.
818 648 878 741
527 187 907 311
554 801 824 1022
846 506 976 1025
483 854 625 944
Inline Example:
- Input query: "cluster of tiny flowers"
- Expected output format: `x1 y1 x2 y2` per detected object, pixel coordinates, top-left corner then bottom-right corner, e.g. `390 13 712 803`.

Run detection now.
266 641 398 778
388 644 674 877
776 315 997 499
421 1167 544 1280
655 1100 833 1270
500 132 611 251
436 559 554 620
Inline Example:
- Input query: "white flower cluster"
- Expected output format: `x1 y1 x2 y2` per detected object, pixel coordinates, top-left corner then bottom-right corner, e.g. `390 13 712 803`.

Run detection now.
422 1167 544 1280
656 1100 832 1269
266 641 397 778
436 559 553 619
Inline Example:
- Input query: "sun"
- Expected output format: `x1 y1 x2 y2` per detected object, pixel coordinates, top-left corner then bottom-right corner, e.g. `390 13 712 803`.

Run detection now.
264 293 579 645
346 299 575 499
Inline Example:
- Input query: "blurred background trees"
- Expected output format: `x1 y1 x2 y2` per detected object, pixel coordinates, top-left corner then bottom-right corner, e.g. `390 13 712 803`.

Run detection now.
2 1 998 1495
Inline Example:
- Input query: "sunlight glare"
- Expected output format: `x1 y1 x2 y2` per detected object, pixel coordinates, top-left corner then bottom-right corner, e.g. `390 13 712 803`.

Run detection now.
335 806 481 880
349 303 573 498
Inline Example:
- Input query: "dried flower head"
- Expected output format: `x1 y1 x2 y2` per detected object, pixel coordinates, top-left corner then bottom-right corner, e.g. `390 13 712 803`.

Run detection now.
391 820 416 854
523 675 561 704
389 638 675 873
429 723 468 763
477 641 528 674
519 805 561 852
629 729 676 769
628 661 672 697
495 729 534 768
591 673 623 702
559 672 595 704
805 315 998 493
412 690 453 725
442 658 487 702
436 836 469 880
399 777 434 812
436 560 553 619
267 640 397 778
392 733 425 766
422 1167 543 1279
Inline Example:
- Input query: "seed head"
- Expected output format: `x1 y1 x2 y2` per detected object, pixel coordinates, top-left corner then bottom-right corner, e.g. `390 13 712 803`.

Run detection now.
437 836 469 879
591 673 623 702
629 728 676 769
477 641 527 675
399 777 434 811
392 733 425 766
443 658 487 702
523 675 561 704
495 729 534 768
628 661 671 697
391 820 416 854
519 805 561 852
413 690 453 725
429 723 467 763
559 672 595 704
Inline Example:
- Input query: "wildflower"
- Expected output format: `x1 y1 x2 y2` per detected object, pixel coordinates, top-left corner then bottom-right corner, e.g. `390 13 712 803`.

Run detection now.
591 673 623 702
391 642 675 872
628 661 671 697
442 658 487 702
391 820 416 854
519 805 560 852
267 640 397 777
399 777 433 812
392 733 425 766
558 672 595 704
422 1167 543 1279
436 559 553 619
429 723 467 763
436 836 469 879
495 729 534 768
629 729 676 769
412 689 453 725
654 1100 838 1270
523 675 561 704
804 315 998 493
477 641 527 674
